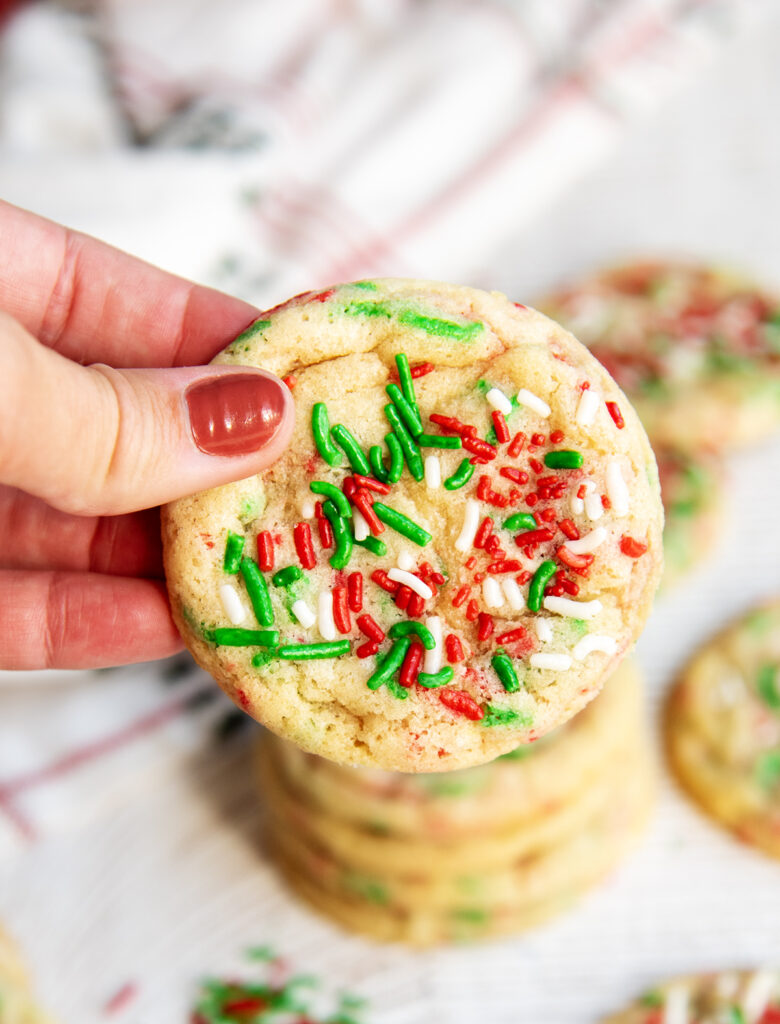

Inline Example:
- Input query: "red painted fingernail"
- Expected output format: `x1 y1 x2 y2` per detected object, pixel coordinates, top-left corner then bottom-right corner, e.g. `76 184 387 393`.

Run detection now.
186 372 288 456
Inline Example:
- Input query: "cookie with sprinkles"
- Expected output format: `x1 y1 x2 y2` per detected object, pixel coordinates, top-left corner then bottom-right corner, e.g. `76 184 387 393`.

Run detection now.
666 600 780 859
657 446 725 589
163 279 663 771
601 969 780 1024
262 659 642 841
541 260 780 451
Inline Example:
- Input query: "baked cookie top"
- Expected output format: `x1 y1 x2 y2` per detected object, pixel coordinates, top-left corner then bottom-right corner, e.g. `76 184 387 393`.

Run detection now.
163 279 663 771
601 970 780 1024
541 260 780 450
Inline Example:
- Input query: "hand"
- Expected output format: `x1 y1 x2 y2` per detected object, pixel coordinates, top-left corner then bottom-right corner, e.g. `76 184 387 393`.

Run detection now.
0 201 294 671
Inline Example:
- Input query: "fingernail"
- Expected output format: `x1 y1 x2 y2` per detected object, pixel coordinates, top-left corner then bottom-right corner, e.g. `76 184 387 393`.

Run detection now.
186 372 288 457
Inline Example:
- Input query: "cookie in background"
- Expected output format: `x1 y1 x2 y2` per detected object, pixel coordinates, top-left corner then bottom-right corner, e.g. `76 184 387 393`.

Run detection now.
0 927 55 1024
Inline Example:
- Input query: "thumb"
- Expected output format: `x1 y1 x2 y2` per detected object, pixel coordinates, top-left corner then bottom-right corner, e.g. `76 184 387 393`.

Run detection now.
0 312 295 516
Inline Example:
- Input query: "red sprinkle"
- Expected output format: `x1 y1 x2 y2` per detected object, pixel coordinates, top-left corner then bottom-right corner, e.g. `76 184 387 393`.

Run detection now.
465 599 480 621
318 516 334 548
357 614 385 642
477 475 491 501
411 362 435 379
371 569 398 593
395 585 412 612
508 432 526 457
408 593 425 618
293 522 316 569
439 688 484 721
463 436 498 461
223 998 268 1015
282 376 296 390
103 982 138 1016
577 484 587 499
529 457 544 474
430 572 446 586
606 401 625 429
332 586 351 634
539 507 556 523
356 639 380 658
477 612 494 642
550 429 565 443
516 570 532 585
557 545 594 570
347 572 363 612
353 487 385 535
531 433 545 446
560 578 580 596
525 493 539 507
620 535 648 558
445 634 464 663
500 467 529 484
496 627 527 645
342 477 357 499
452 585 471 608
602 495 611 509
465 556 478 570
474 517 494 548
492 410 510 443
514 527 554 547
473 572 486 583
257 531 274 572
429 414 477 438
559 518 580 541
352 473 391 495
487 559 522 573
484 534 502 553
399 640 424 687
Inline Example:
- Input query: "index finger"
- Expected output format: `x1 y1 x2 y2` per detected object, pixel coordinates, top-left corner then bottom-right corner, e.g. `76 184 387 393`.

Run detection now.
0 200 260 368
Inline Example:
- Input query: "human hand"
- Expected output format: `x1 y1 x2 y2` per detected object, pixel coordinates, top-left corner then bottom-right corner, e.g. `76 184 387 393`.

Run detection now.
0 201 294 671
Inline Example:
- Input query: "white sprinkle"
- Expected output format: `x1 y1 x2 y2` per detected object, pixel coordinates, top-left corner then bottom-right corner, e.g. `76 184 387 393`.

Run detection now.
424 616 442 674
502 578 525 611
530 652 572 671
318 591 336 641
534 617 553 643
562 527 607 555
486 387 513 415
606 460 630 517
573 634 617 661
291 599 316 629
714 973 739 1000
301 500 316 519
544 596 603 619
455 499 481 552
388 568 433 600
352 506 370 542
584 482 604 521
571 493 585 515
575 388 600 427
482 577 504 609
663 983 690 1024
397 549 416 571
219 584 247 626
743 970 778 1022
516 388 551 418
424 454 441 489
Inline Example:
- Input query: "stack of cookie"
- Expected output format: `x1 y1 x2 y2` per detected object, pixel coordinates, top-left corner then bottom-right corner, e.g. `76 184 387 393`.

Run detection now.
259 661 654 946
0 927 55 1024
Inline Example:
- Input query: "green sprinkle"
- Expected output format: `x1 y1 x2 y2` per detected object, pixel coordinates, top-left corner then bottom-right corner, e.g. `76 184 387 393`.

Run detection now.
310 480 351 518
368 445 389 482
386 679 410 700
483 704 531 728
352 280 377 291
322 500 354 570
755 749 780 790
544 450 584 469
639 991 664 1009
386 382 423 436
229 318 271 345
443 458 475 490
757 663 780 710
417 666 454 688
504 513 537 532
395 352 418 413
331 424 371 475
370 434 404 484
211 628 279 647
384 403 424 480
251 651 274 669
367 637 411 690
491 651 521 693
239 557 274 626
343 299 393 319
373 502 431 546
418 433 462 449
388 620 435 650
312 403 342 466
528 560 557 612
354 535 387 556
272 565 303 589
726 1008 747 1024
451 907 489 925
277 640 351 660
223 530 245 573
397 309 483 342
